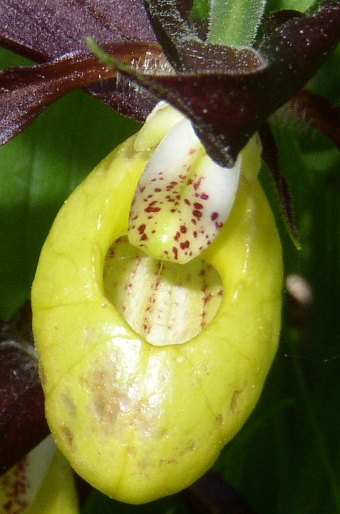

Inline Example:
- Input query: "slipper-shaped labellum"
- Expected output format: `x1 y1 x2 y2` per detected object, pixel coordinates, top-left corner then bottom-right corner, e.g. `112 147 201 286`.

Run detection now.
31 102 283 504
0 436 78 513
128 103 242 264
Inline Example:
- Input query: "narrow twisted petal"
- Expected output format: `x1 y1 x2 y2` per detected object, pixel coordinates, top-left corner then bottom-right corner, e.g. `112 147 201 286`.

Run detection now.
0 0 157 127
0 43 164 145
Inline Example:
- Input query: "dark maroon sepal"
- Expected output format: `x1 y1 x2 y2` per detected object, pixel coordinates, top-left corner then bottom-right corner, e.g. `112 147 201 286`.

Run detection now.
0 303 49 476
113 2 340 167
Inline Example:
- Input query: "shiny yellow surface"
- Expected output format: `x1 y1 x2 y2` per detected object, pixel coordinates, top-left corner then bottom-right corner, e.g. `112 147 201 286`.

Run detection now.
32 132 282 504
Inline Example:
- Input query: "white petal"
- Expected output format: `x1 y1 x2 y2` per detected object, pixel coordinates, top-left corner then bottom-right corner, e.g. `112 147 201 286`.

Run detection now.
128 116 241 263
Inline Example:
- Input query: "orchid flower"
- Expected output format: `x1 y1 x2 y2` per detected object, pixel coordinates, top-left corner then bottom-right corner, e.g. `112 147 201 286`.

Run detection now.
31 96 282 503
1 0 340 511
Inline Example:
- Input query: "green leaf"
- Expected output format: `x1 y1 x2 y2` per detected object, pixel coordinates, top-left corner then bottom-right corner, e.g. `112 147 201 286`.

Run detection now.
208 0 266 45
266 0 319 12
191 0 210 20
0 49 138 319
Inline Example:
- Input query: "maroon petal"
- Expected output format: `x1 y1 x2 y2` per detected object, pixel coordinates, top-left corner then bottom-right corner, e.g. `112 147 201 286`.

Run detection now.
288 89 340 151
0 42 163 145
0 51 110 145
0 0 157 121
0 303 49 476
0 0 155 61
259 123 300 249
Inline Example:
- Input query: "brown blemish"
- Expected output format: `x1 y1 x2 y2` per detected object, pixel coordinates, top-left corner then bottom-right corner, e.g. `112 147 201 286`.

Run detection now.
60 425 74 450
158 427 168 439
137 458 148 470
90 368 121 427
63 394 76 417
180 439 196 455
85 363 154 440
127 446 137 458
216 413 224 426
230 388 245 415
159 457 178 465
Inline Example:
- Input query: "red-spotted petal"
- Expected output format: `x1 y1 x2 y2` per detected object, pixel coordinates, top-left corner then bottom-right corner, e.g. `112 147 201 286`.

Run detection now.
128 104 242 264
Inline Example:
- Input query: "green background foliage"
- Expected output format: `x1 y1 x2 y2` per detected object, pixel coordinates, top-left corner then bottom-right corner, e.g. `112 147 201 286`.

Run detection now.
1 0 340 511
